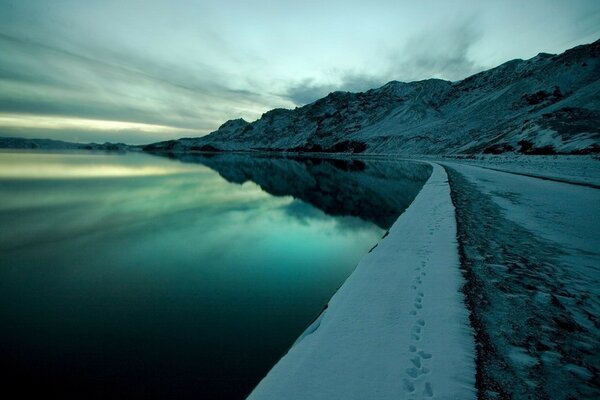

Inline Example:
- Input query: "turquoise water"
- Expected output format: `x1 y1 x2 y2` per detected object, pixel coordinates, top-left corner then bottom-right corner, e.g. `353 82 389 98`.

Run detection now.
0 151 430 399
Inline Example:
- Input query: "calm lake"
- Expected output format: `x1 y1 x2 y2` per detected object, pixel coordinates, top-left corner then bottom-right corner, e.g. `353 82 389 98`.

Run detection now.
0 150 430 399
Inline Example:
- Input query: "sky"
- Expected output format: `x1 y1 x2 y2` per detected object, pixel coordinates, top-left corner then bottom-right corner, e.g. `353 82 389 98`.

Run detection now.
0 0 599 144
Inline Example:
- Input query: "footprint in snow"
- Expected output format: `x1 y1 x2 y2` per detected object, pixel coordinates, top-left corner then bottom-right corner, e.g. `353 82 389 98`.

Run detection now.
424 382 434 397
410 357 421 368
403 379 415 393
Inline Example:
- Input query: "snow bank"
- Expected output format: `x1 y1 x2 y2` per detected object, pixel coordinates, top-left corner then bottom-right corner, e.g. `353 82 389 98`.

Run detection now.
441 155 600 188
248 164 475 400
445 162 600 399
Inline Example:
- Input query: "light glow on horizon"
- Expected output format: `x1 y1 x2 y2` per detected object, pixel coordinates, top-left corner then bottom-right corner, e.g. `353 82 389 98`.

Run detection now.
0 113 196 135
0 151 201 179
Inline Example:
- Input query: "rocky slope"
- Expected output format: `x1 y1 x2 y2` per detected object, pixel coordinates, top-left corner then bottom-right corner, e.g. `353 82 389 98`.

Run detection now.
146 39 600 155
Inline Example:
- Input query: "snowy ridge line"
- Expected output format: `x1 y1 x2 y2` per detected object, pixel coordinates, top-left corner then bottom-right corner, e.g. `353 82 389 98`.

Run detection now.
147 40 600 157
248 163 475 400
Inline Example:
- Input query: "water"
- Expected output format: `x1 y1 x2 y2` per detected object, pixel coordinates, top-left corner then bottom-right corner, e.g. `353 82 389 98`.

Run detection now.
0 150 430 399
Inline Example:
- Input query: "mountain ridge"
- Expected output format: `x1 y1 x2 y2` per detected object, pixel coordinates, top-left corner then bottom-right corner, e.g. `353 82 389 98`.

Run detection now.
0 137 129 151
145 39 600 155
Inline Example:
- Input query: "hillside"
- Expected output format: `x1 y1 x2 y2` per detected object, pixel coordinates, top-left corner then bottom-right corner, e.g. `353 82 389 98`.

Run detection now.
146 39 600 155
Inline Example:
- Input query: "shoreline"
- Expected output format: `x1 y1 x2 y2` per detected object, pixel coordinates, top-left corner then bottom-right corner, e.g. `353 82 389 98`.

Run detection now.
248 158 600 399
248 163 476 399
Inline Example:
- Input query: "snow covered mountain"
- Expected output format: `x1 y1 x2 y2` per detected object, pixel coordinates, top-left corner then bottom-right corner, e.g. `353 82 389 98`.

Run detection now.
146 39 600 155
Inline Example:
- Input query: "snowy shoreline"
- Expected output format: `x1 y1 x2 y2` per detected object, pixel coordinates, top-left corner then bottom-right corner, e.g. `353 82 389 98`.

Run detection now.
248 157 600 399
248 163 476 399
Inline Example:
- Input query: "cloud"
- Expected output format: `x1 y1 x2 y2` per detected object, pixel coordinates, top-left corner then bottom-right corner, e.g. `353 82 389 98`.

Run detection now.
0 30 291 142
283 73 386 105
281 199 329 225
389 21 484 82
281 20 484 106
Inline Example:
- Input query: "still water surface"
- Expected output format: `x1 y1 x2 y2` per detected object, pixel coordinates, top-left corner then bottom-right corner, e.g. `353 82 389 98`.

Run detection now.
0 151 430 399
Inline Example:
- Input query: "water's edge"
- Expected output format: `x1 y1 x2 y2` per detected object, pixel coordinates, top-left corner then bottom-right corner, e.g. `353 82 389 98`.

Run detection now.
248 163 476 399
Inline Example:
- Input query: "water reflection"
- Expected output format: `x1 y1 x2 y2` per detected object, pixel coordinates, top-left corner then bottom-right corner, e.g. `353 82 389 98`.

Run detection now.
0 150 199 178
155 153 432 229
0 151 430 399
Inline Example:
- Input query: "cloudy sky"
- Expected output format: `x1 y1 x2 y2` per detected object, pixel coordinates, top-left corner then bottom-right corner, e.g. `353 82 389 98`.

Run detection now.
1 0 599 144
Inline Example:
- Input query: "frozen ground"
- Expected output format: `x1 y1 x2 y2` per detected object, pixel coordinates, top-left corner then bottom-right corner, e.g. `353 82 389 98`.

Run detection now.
248 156 599 400
438 154 600 188
248 164 475 400
444 161 600 399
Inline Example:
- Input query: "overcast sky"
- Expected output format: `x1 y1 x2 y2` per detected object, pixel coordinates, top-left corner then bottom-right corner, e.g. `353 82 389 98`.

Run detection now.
1 0 599 144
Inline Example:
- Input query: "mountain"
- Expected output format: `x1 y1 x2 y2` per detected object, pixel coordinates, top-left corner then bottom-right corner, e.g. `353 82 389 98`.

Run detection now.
0 137 130 151
146 39 600 155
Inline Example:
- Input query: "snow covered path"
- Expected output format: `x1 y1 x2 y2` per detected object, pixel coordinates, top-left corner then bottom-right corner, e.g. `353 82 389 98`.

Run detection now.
445 162 600 399
248 164 475 400
442 155 600 188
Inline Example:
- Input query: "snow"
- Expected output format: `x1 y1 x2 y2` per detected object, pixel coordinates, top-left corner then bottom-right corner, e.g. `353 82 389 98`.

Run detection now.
438 154 600 188
444 161 600 399
247 157 599 399
445 162 599 255
248 164 475 400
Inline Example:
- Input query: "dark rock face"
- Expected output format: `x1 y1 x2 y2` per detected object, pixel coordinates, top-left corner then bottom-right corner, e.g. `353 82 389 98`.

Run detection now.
539 107 600 138
483 143 516 154
522 86 563 106
517 140 557 155
289 140 368 154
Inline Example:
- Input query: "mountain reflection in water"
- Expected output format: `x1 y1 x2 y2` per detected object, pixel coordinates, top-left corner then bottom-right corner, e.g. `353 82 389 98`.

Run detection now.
0 150 431 400
155 153 432 229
